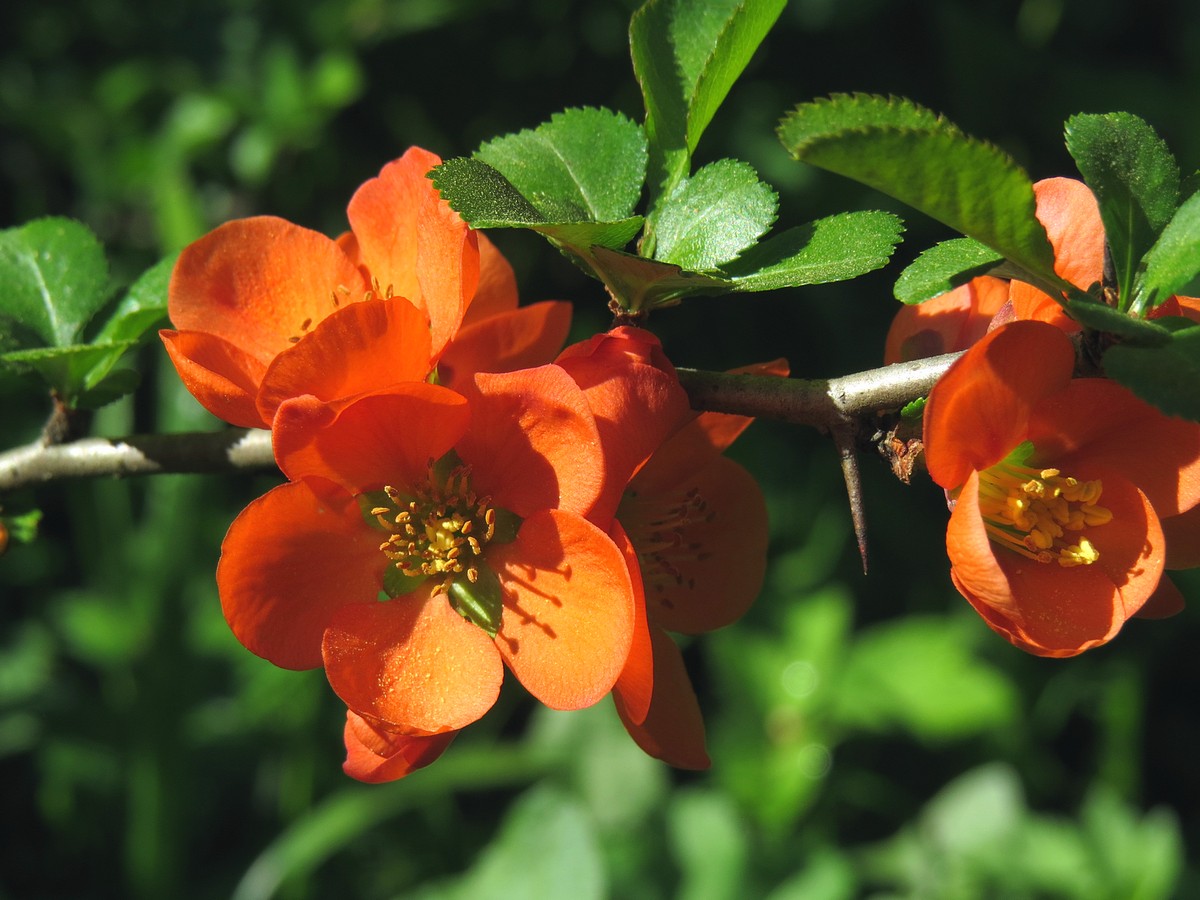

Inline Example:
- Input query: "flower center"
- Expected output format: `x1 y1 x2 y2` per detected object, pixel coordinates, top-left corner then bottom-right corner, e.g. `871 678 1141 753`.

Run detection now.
371 462 497 595
976 446 1113 567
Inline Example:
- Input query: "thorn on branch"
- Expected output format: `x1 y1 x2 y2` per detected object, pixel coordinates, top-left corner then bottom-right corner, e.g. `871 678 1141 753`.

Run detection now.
833 424 868 574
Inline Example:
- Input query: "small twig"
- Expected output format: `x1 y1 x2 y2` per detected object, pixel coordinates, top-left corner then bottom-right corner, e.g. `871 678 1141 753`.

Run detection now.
675 352 959 425
0 428 276 492
677 354 961 574
0 356 960 494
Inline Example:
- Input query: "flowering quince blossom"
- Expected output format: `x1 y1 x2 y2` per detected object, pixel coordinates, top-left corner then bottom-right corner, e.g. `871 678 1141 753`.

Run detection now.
884 177 1200 365
557 328 783 768
160 146 570 428
216 366 635 781
923 320 1200 656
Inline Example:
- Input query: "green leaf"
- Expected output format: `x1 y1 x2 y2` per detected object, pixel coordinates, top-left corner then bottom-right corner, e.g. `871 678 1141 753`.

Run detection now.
721 210 904 291
475 107 647 223
833 617 1017 741
779 94 1057 281
588 245 729 311
668 790 749 900
74 368 141 411
1064 112 1180 309
631 0 786 202
0 217 110 349
1064 298 1173 346
1103 326 1200 421
0 342 135 399
94 252 175 345
894 238 1004 304
653 159 778 270
431 157 553 228
414 786 605 900
1136 189 1200 310
429 157 644 253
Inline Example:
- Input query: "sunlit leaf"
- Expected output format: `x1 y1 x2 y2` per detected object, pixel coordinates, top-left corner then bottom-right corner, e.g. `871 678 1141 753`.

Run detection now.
668 789 749 900
894 238 1004 305
430 157 643 249
632 0 786 202
0 217 110 349
832 617 1018 740
1064 298 1173 345
779 94 1057 281
1064 112 1180 308
722 211 903 291
0 342 134 399
475 107 647 222
1136 189 1200 309
94 253 175 345
653 159 778 270
1103 325 1200 421
589 246 728 311
414 786 605 900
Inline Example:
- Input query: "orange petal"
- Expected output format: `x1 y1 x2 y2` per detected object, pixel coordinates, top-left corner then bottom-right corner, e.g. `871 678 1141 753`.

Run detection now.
345 148 444 308
628 360 788 497
1033 177 1105 291
159 329 268 428
1008 285 1079 332
343 710 458 783
323 591 504 733
460 231 520 326
946 470 1162 656
557 328 693 525
217 479 384 670
169 216 366 363
944 471 1022 618
256 297 434 423
1007 178 1103 330
624 456 767 634
951 565 1121 658
1082 474 1166 615
1164 504 1200 569
346 148 479 358
1025 378 1200 519
884 276 1010 363
489 509 634 710
272 384 470 495
610 521 653 725
1133 575 1186 619
614 628 710 769
418 187 480 359
438 300 573 388
923 321 1075 489
456 366 604 518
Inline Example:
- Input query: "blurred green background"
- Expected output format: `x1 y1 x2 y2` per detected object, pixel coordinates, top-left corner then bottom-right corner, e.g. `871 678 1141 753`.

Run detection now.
3 0 1200 897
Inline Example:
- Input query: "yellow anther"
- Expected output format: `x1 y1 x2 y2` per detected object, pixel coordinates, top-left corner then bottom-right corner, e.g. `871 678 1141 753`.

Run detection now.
977 453 1112 567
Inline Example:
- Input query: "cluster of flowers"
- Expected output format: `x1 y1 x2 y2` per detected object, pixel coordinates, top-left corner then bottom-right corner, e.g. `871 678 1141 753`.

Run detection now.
161 148 779 781
888 178 1200 657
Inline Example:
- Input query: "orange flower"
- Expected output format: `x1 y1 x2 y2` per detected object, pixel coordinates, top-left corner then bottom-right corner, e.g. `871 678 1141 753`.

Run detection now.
161 146 570 427
217 366 634 744
884 177 1200 363
884 276 1010 364
924 320 1200 656
342 710 458 783
558 328 782 767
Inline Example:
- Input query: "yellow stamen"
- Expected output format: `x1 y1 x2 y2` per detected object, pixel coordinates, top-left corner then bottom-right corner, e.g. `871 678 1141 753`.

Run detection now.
977 456 1112 567
372 459 498 594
